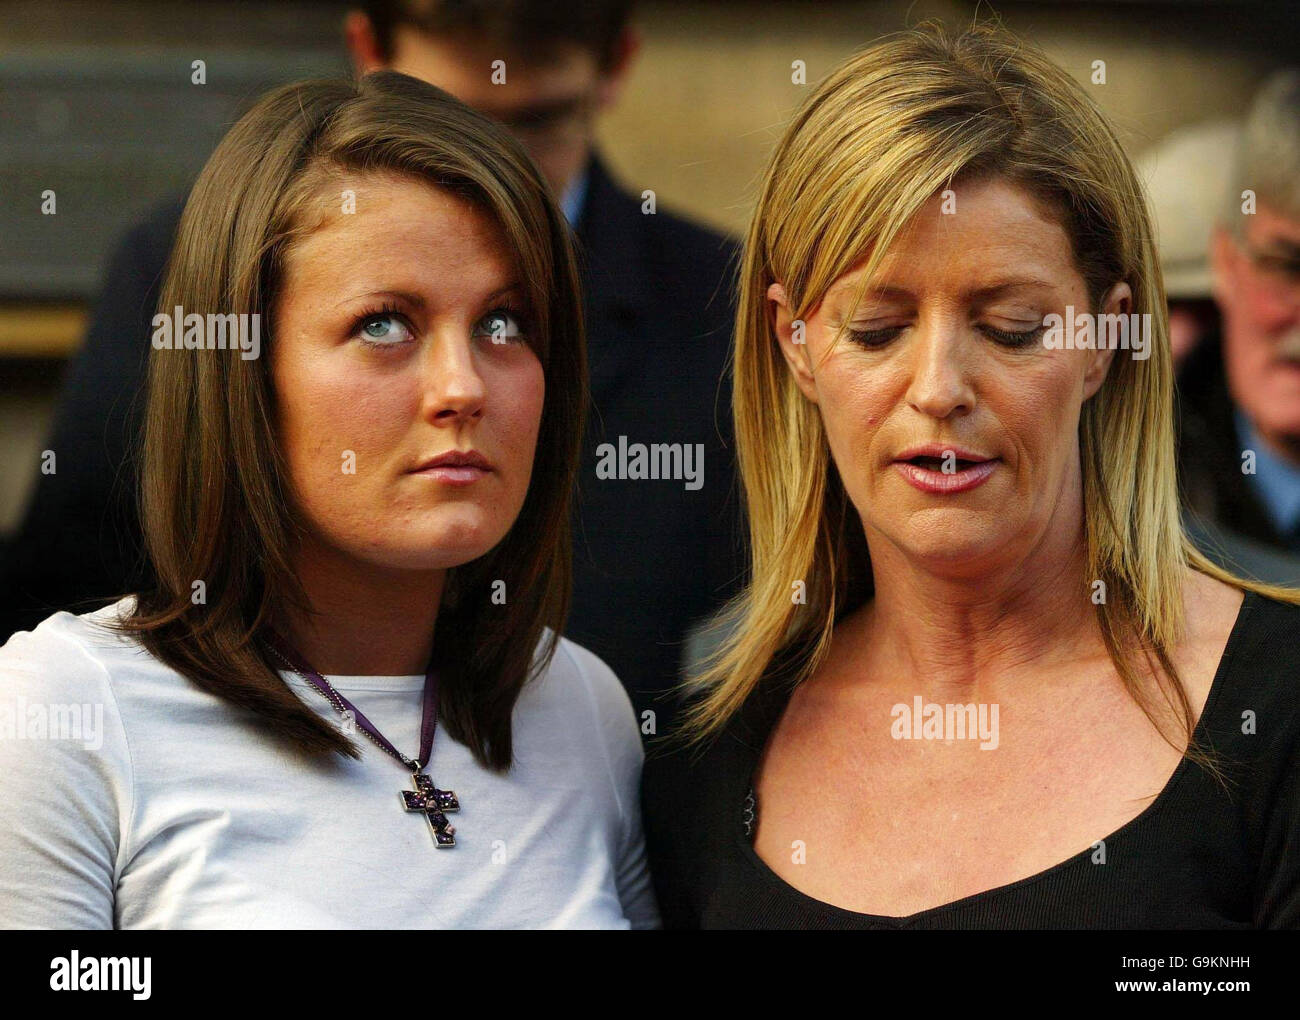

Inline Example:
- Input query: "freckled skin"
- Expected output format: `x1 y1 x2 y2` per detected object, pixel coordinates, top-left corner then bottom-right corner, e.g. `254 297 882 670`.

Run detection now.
272 174 545 575
771 177 1124 579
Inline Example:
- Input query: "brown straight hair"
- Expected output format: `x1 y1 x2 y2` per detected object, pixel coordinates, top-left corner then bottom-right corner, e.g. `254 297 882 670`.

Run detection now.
118 72 587 771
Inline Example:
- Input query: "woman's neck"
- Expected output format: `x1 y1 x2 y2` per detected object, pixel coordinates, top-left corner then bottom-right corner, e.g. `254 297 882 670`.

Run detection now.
273 536 446 676
857 499 1105 696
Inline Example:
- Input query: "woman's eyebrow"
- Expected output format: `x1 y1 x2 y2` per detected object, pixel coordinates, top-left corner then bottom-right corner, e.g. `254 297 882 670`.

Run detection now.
828 282 910 304
828 277 1058 310
966 278 1057 299
482 280 524 302
332 289 426 310
329 280 524 312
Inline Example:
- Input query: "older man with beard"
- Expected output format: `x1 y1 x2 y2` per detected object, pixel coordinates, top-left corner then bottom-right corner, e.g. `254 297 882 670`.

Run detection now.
1179 69 1300 578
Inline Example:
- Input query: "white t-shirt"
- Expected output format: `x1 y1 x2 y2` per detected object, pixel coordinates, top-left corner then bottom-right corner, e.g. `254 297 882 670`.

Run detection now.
0 598 660 929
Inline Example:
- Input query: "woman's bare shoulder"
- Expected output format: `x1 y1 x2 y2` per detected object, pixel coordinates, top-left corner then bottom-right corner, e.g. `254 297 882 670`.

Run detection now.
1182 568 1246 633
1176 568 1247 701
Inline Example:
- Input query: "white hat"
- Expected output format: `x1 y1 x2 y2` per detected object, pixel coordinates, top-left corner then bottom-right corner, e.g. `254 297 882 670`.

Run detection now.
1135 119 1240 299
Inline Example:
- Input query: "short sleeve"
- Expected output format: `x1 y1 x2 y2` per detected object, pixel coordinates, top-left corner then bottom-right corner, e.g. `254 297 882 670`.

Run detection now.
613 734 661 930
0 620 133 928
564 641 661 930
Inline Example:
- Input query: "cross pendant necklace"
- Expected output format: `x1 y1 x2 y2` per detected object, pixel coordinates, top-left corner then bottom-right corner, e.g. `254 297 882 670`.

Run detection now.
401 771 460 847
264 629 461 848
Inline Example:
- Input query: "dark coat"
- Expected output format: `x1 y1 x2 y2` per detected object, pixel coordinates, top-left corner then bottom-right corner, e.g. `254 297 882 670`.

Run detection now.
1177 331 1300 581
1177 332 1285 547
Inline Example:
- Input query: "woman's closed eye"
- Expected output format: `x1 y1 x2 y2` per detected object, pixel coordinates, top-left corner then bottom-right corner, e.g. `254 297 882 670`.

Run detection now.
842 320 1047 349
979 321 1047 348
844 323 904 348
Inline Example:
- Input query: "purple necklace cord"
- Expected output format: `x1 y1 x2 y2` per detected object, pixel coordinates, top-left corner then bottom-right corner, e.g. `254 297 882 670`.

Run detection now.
262 628 440 772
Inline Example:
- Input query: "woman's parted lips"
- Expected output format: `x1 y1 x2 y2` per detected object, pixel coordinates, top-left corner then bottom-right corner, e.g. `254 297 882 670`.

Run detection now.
891 443 999 468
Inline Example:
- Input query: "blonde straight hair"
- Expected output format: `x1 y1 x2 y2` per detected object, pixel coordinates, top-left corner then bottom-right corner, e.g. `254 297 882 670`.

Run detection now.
681 23 1300 760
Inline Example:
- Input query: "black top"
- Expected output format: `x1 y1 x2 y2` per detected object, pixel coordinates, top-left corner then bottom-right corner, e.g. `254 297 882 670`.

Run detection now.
0 152 746 732
641 591 1300 928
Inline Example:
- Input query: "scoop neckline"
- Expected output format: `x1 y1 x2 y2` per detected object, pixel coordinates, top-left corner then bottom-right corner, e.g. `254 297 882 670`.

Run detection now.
732 588 1257 927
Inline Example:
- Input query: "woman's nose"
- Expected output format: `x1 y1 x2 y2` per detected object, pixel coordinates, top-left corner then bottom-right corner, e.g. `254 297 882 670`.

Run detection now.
422 330 487 424
904 325 975 420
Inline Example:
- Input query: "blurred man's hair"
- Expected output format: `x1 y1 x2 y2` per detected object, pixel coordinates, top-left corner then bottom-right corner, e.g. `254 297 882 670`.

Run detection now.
361 0 634 68
1227 68 1300 233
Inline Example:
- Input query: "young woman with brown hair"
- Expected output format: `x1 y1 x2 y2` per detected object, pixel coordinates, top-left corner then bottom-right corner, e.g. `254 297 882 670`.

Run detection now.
0 72 656 929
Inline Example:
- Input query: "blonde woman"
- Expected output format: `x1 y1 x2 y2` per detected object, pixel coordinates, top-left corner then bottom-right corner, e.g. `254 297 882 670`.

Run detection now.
0 73 657 929
643 24 1300 929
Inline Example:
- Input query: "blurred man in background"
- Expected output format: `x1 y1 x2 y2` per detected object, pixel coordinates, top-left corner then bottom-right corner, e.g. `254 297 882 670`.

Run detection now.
0 0 744 730
1179 70 1300 574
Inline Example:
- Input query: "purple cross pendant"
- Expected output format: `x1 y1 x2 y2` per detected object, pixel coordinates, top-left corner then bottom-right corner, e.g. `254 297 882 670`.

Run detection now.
401 771 460 847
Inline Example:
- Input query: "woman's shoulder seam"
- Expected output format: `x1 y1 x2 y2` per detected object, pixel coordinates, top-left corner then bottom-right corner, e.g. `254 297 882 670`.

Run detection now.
5 615 140 886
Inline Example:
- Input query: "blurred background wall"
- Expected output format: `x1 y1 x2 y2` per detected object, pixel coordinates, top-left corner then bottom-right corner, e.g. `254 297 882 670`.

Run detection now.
2 0 1298 535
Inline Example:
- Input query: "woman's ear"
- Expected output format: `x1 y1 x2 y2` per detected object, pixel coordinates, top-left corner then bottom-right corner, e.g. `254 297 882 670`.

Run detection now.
1082 281 1131 399
768 282 819 403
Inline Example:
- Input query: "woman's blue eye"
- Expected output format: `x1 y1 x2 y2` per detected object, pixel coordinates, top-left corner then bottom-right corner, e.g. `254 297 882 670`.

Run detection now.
358 313 412 345
477 309 526 343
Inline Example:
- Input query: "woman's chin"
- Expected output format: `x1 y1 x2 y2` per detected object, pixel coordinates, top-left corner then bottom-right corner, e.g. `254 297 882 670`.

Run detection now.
358 517 512 572
882 518 1018 574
